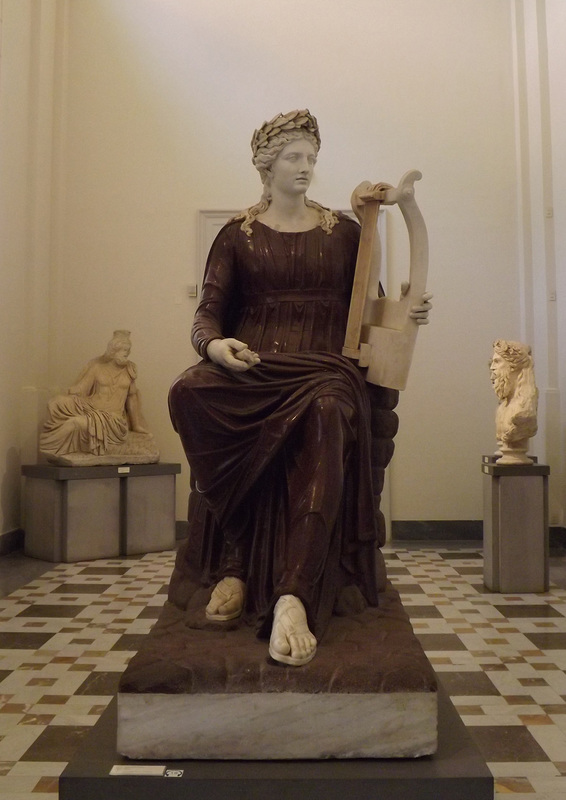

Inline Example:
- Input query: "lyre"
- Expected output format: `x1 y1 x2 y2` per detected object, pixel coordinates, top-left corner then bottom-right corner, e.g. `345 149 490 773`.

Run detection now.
342 170 429 390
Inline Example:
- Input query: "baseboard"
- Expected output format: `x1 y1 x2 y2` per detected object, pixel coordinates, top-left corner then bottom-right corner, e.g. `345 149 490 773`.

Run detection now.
175 520 485 545
392 521 566 549
175 520 189 540
392 521 483 541
549 526 566 549
0 528 24 556
6 519 555 555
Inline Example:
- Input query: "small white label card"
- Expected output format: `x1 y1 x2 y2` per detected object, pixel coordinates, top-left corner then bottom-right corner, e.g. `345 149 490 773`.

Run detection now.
110 765 166 776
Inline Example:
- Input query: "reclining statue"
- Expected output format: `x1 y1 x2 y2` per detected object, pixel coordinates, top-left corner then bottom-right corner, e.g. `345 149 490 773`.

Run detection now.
40 330 159 466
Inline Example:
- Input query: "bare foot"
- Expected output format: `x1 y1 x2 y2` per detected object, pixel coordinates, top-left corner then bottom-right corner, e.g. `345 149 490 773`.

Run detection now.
205 577 245 621
269 595 317 666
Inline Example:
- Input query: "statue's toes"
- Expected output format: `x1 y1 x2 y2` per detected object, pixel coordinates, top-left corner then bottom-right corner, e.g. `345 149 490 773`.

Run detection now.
271 631 291 656
290 634 316 661
205 579 244 621
205 594 221 615
219 596 240 615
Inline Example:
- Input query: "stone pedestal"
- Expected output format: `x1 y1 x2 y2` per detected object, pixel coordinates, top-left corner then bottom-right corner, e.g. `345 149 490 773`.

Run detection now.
22 463 181 562
117 582 438 760
482 456 549 592
59 687 493 800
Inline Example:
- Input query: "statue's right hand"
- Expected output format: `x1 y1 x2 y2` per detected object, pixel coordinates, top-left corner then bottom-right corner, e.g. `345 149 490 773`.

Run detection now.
206 338 261 372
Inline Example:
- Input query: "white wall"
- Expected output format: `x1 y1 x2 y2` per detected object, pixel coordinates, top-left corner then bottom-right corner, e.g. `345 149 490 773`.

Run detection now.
511 0 565 525
2 0 564 532
0 0 60 540
546 0 566 525
0 1 33 536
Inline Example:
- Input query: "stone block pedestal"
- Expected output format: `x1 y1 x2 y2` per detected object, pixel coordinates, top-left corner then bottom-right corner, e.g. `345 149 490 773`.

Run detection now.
482 456 549 593
22 463 181 562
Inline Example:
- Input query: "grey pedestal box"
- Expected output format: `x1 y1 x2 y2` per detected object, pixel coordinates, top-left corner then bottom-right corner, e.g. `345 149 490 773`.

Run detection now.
482 456 549 593
22 463 181 562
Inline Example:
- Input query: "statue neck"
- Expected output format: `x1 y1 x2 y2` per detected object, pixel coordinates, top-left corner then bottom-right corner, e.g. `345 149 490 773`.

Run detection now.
258 195 320 233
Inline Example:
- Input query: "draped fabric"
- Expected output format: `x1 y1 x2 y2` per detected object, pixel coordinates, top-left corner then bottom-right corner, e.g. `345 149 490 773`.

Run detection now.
168 216 399 639
40 394 128 455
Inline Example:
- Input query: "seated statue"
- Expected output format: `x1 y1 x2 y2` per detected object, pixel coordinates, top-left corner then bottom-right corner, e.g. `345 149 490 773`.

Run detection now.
490 339 538 465
40 330 159 466
167 110 431 667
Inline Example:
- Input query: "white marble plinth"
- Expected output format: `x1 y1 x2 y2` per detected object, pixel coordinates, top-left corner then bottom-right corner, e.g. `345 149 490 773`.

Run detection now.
117 690 437 760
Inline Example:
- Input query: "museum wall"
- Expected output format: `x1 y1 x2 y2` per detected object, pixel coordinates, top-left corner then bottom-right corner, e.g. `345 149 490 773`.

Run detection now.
0 1 44 542
546 0 566 526
0 1 29 540
1 0 58 544
505 0 566 527
2 0 564 538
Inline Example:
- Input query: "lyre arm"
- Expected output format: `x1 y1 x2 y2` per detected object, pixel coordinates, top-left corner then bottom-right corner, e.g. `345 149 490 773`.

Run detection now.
342 190 383 359
386 170 428 306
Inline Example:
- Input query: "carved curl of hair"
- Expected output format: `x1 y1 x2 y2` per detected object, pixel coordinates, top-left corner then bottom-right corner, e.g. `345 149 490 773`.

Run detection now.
493 339 538 423
232 109 339 236
493 339 533 370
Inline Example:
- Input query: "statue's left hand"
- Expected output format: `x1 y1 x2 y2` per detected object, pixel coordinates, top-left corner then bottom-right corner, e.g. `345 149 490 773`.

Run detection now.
401 282 433 325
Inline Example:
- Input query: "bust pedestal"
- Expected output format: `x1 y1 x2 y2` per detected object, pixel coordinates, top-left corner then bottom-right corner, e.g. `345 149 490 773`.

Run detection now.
482 456 549 593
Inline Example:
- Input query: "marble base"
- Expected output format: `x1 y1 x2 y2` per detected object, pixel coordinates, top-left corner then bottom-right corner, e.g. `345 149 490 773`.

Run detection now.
60 688 493 800
117 582 438 760
119 690 436 760
42 452 160 466
40 431 160 466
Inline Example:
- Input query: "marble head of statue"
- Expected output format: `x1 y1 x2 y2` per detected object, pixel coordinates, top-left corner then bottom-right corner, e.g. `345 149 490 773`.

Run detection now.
250 109 321 181
103 329 133 365
236 109 337 236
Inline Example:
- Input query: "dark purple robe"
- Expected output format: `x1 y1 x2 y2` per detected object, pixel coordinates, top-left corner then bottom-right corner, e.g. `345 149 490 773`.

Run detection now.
168 216 398 639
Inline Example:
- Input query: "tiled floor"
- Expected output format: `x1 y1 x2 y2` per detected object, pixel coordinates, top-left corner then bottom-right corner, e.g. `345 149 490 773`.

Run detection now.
1 544 565 799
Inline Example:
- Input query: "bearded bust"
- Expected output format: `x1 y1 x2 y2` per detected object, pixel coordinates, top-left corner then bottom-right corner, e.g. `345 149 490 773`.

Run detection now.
489 339 538 465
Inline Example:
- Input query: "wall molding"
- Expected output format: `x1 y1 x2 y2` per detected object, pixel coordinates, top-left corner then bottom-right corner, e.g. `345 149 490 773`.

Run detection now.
392 520 483 541
392 520 566 549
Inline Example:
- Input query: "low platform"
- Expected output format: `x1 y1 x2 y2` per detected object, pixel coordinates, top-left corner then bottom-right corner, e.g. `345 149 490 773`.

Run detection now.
22 462 181 561
117 582 438 760
59 685 493 800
